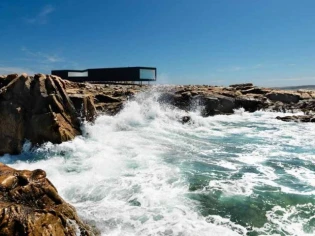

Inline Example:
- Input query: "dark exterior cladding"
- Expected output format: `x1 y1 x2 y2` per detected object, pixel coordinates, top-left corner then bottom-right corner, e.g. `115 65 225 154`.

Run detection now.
51 67 157 83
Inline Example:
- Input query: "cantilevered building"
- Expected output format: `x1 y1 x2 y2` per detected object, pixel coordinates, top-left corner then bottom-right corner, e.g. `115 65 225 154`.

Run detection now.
51 67 156 84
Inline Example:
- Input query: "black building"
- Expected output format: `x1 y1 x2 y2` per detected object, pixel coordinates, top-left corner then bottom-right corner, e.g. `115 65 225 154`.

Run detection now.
51 67 156 84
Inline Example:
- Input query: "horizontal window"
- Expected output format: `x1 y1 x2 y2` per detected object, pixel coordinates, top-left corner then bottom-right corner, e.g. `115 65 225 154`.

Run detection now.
140 69 155 80
68 71 88 77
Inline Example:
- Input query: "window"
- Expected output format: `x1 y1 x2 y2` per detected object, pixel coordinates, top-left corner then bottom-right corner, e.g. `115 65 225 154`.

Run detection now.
140 69 155 80
68 71 88 77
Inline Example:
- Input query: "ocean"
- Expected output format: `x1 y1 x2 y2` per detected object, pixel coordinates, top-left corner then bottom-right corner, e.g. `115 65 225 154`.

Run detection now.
3 90 315 235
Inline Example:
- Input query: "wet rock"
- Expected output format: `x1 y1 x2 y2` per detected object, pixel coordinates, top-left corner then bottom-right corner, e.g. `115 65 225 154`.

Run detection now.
193 95 235 116
95 102 123 115
276 115 315 123
181 116 191 124
69 94 97 122
125 89 136 97
0 163 95 235
235 96 264 112
216 95 236 113
158 92 190 110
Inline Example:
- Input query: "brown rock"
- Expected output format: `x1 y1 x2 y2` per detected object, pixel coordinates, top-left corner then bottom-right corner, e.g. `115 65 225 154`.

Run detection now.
296 90 313 100
0 163 95 235
0 74 81 155
95 102 123 115
0 101 24 155
69 94 97 122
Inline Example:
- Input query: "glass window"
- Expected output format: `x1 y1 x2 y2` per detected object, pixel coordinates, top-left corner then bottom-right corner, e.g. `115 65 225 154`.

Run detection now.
68 71 88 77
140 69 155 80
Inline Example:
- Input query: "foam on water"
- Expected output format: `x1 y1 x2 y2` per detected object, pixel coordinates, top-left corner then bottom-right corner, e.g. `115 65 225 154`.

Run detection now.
4 90 315 235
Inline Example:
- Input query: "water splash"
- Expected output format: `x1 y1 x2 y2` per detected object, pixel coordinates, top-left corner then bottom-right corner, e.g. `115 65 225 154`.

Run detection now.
5 90 315 235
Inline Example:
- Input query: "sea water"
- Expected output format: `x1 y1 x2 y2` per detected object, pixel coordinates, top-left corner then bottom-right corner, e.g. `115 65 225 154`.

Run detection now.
3 90 315 235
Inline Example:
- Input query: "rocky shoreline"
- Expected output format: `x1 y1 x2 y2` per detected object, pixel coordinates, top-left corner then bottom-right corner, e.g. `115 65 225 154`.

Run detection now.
0 73 314 234
0 163 96 235
1 73 315 154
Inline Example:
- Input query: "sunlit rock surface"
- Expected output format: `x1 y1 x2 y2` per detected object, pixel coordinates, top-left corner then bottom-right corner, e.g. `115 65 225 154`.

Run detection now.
0 163 95 235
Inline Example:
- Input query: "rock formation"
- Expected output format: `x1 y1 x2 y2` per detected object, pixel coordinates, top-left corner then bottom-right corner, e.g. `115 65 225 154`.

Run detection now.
65 81 146 115
63 81 315 123
0 74 314 234
152 83 315 122
276 115 315 123
0 74 81 155
0 163 95 235
1 73 315 156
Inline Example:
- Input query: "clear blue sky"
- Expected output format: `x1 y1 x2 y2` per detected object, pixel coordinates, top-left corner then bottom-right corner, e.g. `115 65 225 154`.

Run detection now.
1 0 315 86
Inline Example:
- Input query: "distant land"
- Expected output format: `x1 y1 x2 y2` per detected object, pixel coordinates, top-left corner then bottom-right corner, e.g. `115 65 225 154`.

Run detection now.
272 85 315 90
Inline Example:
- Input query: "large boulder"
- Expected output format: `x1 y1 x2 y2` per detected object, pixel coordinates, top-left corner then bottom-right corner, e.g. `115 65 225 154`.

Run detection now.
192 94 236 116
266 91 301 103
0 74 81 155
0 163 95 235
158 92 191 110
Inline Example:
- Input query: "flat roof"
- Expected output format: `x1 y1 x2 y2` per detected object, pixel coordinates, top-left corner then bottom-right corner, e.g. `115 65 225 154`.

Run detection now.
52 67 156 72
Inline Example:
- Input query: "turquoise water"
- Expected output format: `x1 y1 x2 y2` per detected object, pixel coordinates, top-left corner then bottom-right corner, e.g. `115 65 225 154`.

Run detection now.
3 91 315 235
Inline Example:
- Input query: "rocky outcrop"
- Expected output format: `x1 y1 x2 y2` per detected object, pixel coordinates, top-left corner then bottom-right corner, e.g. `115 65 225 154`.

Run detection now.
0 163 95 235
2 73 315 156
65 82 146 115
276 115 315 123
0 74 81 155
151 83 315 120
266 91 301 103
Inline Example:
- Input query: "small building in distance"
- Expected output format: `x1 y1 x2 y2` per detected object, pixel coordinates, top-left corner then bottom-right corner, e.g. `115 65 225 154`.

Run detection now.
51 67 156 85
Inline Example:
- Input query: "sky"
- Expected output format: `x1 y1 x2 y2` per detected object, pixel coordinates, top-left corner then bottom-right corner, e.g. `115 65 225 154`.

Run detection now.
1 0 315 86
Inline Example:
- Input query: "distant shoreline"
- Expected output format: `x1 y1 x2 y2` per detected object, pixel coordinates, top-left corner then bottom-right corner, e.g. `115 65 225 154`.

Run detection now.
272 85 315 90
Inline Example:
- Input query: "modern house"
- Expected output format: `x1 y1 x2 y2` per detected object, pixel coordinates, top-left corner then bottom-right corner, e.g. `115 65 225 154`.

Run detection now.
51 67 156 84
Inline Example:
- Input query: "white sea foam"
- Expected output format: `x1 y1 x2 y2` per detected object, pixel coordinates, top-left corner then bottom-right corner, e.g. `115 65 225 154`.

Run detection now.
254 204 315 235
6 90 315 235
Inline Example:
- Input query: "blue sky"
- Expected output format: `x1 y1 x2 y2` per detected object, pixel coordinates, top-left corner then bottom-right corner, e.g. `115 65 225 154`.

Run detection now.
1 0 315 86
